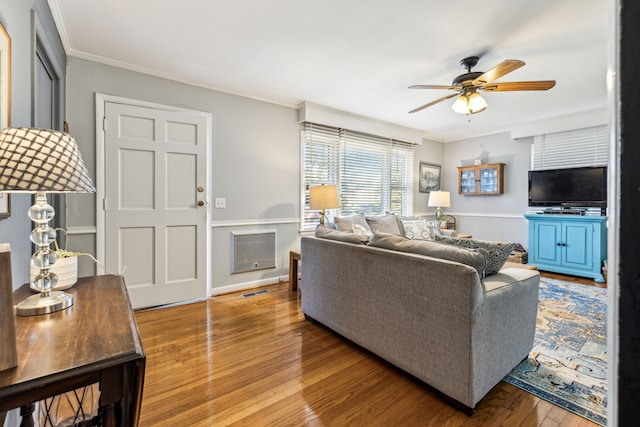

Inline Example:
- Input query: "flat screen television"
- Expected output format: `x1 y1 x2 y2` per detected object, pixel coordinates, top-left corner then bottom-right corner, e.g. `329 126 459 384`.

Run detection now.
528 166 607 208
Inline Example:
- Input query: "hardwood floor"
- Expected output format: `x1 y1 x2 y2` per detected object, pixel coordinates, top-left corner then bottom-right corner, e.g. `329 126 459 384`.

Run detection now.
539 270 607 288
134 273 600 427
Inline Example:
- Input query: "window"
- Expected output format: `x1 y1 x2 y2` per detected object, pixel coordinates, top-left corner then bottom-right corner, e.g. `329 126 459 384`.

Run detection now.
302 122 414 230
532 125 608 170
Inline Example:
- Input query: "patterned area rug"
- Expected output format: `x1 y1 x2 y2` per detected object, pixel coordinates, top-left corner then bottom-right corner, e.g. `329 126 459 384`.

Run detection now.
503 278 607 426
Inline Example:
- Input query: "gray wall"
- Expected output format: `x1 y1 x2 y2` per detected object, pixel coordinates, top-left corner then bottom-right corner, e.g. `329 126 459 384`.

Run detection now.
413 132 532 247
442 132 532 246
0 0 66 289
412 137 444 215
65 57 302 292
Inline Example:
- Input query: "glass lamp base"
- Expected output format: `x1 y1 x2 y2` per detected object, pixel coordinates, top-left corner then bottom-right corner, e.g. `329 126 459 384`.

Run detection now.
16 290 73 316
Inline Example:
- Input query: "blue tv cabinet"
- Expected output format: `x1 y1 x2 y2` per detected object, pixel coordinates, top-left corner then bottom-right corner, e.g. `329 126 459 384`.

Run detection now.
524 214 607 282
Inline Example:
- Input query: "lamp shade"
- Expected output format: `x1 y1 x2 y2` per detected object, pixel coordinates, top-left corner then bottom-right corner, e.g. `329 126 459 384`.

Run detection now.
309 184 340 210
427 190 450 208
467 92 488 113
0 127 95 193
451 94 471 115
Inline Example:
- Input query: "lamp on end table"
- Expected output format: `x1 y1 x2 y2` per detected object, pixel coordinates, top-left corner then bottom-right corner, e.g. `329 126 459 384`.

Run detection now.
310 184 340 225
0 127 96 316
428 190 450 221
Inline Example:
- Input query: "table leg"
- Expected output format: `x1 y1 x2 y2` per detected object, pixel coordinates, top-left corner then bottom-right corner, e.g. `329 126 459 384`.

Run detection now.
289 251 300 292
19 404 34 427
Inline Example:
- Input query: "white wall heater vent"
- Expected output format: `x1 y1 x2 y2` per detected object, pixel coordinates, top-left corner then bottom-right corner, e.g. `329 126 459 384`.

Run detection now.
231 230 276 274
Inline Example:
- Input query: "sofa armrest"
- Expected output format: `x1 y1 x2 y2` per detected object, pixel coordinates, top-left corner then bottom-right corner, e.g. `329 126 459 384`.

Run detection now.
468 269 539 404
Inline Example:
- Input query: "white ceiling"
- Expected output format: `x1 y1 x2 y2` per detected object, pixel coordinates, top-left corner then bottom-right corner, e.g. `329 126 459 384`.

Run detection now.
48 0 609 142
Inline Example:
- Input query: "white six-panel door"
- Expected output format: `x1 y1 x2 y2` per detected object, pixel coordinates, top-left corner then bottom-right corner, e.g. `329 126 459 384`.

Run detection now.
103 101 209 308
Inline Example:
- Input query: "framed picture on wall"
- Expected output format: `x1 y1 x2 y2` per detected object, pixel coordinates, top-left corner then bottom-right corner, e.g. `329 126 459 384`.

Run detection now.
0 20 10 131
418 162 441 193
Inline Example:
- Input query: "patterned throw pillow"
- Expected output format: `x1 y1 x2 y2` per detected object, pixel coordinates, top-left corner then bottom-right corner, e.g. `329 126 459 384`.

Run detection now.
401 219 441 240
434 236 516 275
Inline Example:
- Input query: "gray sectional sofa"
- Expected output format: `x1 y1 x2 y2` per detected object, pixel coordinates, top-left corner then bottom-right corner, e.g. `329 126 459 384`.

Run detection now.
300 233 540 413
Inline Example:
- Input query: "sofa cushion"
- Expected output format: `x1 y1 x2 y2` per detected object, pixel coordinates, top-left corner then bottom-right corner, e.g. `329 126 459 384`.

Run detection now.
315 224 370 244
368 232 487 277
435 236 516 275
401 219 442 240
366 214 402 235
334 214 371 234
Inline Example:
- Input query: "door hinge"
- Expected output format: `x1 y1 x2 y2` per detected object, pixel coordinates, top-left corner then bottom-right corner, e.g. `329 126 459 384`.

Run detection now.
103 117 107 131
103 198 107 210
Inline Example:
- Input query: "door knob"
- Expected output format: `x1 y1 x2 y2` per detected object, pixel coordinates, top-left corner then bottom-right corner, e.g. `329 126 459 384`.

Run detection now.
197 186 205 193
198 200 205 206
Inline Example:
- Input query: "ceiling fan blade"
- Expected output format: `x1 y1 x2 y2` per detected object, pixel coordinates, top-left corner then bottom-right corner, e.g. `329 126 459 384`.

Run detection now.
409 93 459 114
482 80 556 91
409 84 458 90
472 59 525 85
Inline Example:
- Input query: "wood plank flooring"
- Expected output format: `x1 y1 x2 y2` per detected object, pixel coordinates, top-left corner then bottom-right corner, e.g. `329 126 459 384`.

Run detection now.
134 272 601 426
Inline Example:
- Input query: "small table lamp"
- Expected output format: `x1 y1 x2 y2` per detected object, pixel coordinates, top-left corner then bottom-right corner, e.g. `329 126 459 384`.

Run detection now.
427 190 450 221
0 127 96 316
309 184 340 225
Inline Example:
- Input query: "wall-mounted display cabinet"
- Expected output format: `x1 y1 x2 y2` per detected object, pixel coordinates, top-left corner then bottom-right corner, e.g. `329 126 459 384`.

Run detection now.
457 163 505 195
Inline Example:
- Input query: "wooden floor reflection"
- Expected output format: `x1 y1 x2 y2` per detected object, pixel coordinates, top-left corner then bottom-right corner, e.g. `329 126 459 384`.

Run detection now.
135 276 599 426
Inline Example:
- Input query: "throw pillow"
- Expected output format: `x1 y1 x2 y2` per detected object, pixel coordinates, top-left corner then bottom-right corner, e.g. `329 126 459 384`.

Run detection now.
434 236 516 275
334 214 371 234
366 214 402 235
401 219 441 240
352 223 372 236
368 233 487 277
315 224 369 244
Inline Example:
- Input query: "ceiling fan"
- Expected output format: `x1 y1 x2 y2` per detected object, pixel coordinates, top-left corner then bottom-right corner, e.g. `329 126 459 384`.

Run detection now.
408 56 556 115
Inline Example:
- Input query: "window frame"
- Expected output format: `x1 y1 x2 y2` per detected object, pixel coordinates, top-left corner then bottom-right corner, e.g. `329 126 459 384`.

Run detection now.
301 122 414 231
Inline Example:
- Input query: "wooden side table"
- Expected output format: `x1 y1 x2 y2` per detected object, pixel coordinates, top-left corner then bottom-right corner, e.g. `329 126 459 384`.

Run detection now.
0 275 146 427
289 250 301 292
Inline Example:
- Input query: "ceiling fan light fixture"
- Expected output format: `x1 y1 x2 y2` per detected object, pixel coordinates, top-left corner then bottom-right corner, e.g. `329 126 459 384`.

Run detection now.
410 57 555 116
451 94 471 114
451 91 487 115
468 92 488 114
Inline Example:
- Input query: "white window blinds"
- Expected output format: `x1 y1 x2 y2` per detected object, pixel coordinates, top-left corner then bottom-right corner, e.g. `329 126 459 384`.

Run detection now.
532 125 608 170
302 122 414 230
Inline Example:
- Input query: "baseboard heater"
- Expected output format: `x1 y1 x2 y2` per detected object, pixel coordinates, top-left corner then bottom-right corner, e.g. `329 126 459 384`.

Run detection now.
231 230 276 274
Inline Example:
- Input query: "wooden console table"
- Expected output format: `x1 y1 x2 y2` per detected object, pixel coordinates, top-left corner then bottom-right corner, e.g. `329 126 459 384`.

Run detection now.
0 275 145 427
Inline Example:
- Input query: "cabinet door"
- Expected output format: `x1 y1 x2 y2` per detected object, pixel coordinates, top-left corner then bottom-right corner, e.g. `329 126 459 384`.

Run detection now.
478 165 500 193
562 222 593 270
459 167 477 193
532 221 562 266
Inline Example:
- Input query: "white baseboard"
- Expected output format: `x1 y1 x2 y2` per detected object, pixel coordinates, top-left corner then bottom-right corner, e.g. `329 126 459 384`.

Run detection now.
211 274 290 296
